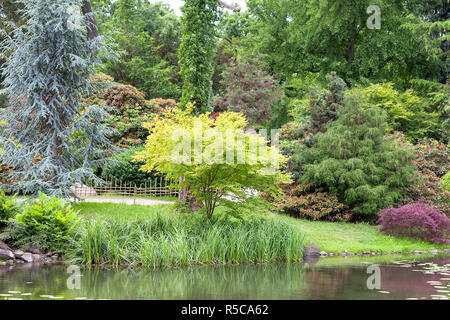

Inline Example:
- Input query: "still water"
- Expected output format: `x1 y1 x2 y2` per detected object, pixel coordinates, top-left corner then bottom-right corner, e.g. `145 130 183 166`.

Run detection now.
0 254 449 300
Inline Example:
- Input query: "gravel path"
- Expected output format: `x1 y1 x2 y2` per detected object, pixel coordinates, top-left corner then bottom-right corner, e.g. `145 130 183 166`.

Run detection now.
15 197 175 206
82 197 175 206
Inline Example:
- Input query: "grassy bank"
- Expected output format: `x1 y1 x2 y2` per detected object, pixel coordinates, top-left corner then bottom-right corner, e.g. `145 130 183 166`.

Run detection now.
72 203 449 258
68 203 305 268
272 213 449 253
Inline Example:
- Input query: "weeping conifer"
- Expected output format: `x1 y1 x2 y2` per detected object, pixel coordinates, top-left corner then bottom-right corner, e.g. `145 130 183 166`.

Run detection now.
301 97 416 220
0 0 116 197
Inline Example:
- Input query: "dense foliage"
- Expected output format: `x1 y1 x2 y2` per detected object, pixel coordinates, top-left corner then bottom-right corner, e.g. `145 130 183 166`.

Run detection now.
5 193 79 251
213 54 282 126
442 172 450 192
300 101 416 220
100 147 165 187
399 136 450 215
135 105 291 218
86 74 179 147
280 73 347 180
179 0 219 113
277 184 351 222
91 0 182 100
0 190 18 228
244 0 447 86
378 201 450 244
349 82 449 142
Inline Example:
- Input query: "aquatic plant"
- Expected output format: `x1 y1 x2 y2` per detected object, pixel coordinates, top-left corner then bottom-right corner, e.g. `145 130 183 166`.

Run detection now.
67 212 305 268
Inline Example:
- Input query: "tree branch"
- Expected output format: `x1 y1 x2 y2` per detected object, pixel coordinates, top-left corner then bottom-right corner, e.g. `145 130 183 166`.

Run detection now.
215 0 240 12
223 35 240 46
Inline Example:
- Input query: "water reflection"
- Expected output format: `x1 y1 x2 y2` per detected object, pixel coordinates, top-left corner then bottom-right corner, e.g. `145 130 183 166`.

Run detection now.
0 255 448 300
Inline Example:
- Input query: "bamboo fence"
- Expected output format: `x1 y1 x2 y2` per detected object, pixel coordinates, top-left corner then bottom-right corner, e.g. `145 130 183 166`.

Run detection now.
72 176 179 198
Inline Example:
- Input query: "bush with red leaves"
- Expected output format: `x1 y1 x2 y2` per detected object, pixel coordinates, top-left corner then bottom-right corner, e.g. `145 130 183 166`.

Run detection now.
391 133 450 216
378 201 450 244
85 74 178 147
277 184 352 222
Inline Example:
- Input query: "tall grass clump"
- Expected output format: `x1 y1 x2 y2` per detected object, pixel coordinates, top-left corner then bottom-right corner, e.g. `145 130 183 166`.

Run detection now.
67 213 305 268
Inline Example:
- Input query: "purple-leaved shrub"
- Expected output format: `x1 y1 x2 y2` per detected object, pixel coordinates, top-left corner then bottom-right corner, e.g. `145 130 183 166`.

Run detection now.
378 201 450 244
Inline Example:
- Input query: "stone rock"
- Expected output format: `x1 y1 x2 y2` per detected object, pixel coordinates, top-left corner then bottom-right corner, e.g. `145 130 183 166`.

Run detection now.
0 241 10 251
304 243 320 257
32 254 43 262
443 249 450 254
70 183 97 197
430 250 438 255
329 253 335 256
319 251 328 257
303 255 320 267
413 250 423 255
24 245 43 255
21 252 34 263
14 250 24 258
0 248 15 261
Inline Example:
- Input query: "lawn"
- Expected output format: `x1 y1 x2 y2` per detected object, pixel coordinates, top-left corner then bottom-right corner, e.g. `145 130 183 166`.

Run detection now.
72 202 174 220
270 214 449 253
72 202 450 255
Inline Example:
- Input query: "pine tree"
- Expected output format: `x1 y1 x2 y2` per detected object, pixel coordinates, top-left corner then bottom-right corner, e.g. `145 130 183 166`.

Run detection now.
283 73 347 180
301 98 416 220
0 0 115 197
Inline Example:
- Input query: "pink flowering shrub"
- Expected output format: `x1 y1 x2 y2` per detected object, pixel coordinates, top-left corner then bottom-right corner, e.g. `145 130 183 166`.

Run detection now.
378 201 450 244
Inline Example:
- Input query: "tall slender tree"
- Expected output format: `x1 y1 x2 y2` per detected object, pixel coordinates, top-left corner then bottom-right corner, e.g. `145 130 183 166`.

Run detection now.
0 0 115 197
179 0 239 114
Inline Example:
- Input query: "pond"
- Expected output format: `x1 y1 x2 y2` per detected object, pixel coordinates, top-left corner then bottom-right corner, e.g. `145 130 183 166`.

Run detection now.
0 254 449 300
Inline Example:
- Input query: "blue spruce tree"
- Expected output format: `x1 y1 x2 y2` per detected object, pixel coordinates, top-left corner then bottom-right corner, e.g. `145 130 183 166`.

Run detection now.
0 0 115 197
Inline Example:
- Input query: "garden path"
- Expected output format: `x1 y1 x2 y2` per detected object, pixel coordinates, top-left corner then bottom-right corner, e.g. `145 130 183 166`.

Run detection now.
81 197 175 206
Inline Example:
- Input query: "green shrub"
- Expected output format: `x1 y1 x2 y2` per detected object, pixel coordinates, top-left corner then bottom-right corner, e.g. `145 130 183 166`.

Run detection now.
0 190 18 228
6 193 79 252
301 100 416 220
277 184 352 222
397 135 450 215
441 172 450 192
100 146 165 187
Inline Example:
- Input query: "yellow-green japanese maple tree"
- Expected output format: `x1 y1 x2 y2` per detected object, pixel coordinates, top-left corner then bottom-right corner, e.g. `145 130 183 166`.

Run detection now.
135 105 291 218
